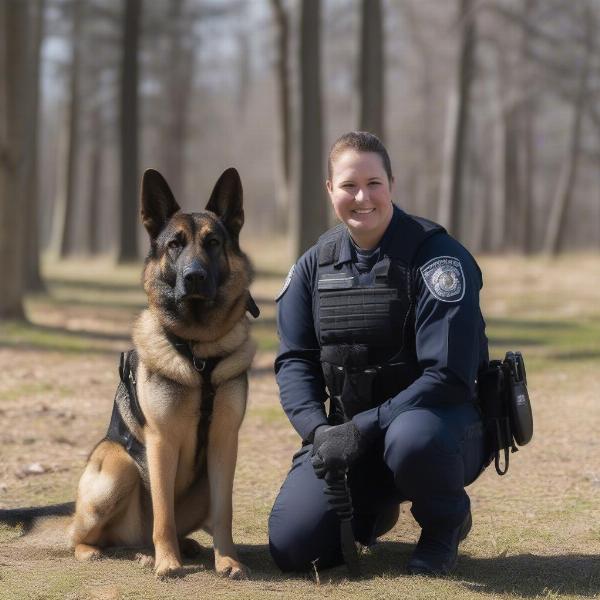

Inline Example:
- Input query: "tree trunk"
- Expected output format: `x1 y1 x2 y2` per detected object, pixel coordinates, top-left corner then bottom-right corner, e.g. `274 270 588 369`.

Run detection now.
292 0 327 258
543 107 585 255
49 0 83 258
518 100 535 254
516 0 536 254
358 0 384 140
437 0 476 238
469 145 491 253
401 1 437 217
0 1 29 320
269 0 291 232
236 25 250 121
87 102 103 255
490 83 507 252
543 6 592 255
117 0 141 263
159 0 194 200
503 109 520 250
24 0 46 291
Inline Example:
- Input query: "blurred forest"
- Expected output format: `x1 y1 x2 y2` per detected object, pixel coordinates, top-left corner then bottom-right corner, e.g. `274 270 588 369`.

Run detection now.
1 0 600 320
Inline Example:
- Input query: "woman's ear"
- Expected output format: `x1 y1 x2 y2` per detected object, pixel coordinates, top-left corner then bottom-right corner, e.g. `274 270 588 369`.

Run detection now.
326 179 333 197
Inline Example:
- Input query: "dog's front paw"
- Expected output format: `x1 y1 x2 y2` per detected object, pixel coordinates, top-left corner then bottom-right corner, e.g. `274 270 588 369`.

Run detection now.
215 555 249 580
74 543 103 561
135 552 155 569
154 553 183 579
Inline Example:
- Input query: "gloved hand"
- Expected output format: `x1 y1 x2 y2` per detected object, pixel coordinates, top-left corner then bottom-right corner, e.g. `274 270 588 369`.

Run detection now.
310 421 367 479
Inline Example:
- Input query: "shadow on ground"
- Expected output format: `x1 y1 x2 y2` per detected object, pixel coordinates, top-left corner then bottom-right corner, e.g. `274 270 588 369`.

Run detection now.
219 542 600 597
96 541 599 597
370 541 599 597
237 542 600 596
2 536 597 597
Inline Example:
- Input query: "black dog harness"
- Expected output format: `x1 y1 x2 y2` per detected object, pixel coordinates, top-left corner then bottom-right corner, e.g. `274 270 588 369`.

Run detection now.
105 295 260 483
105 349 146 469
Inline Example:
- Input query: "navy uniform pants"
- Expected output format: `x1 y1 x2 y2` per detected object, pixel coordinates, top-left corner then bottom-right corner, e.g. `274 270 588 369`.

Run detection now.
268 403 489 572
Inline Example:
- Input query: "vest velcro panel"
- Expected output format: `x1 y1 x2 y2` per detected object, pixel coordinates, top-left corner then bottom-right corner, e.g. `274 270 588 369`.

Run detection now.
319 288 401 346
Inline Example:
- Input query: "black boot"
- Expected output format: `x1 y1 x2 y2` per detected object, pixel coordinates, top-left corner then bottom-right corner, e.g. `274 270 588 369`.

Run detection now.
407 510 472 576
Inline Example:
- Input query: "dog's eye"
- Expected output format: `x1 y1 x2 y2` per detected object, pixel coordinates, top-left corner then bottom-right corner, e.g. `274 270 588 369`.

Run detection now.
206 238 220 248
168 238 182 250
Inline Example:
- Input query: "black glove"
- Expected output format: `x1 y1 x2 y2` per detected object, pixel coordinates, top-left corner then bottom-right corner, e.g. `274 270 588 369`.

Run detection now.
310 421 367 479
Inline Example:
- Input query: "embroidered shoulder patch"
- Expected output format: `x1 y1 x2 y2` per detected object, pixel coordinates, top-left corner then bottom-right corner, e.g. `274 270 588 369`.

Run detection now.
420 256 465 303
276 264 295 301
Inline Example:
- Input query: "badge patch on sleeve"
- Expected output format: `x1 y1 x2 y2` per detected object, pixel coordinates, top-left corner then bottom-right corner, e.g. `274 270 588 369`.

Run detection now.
420 256 465 302
276 264 295 301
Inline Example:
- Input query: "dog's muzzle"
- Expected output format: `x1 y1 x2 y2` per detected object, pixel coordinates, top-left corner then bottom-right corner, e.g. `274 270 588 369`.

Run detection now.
181 262 216 300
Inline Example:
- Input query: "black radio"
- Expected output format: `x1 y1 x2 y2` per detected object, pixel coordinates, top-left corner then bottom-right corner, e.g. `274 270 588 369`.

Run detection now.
478 351 533 475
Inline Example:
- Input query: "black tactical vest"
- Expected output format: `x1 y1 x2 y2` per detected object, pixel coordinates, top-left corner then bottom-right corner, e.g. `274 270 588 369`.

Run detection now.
316 209 445 424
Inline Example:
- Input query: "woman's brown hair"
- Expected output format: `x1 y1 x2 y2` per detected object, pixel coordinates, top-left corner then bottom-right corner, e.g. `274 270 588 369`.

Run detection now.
327 131 393 182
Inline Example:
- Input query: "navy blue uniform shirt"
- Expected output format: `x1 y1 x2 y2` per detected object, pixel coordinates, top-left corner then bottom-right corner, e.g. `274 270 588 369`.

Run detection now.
275 205 489 442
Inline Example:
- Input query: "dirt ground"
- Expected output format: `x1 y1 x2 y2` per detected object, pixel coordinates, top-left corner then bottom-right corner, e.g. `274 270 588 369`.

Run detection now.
0 248 599 600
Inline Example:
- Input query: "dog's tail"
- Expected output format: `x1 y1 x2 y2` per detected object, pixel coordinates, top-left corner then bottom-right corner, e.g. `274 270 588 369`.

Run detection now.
0 502 75 533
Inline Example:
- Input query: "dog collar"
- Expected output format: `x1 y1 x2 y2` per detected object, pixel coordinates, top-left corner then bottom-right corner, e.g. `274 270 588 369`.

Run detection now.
163 329 220 373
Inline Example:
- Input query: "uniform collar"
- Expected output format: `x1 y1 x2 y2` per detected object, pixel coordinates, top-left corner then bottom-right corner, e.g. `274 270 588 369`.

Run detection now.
334 204 404 267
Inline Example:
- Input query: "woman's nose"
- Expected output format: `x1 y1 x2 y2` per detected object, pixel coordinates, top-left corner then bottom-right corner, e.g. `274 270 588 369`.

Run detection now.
355 187 368 202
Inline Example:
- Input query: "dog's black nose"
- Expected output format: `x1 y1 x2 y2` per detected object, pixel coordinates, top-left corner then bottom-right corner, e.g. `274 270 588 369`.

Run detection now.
183 264 207 288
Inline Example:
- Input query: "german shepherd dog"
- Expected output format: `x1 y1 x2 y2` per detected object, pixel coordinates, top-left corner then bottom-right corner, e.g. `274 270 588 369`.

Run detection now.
0 168 257 579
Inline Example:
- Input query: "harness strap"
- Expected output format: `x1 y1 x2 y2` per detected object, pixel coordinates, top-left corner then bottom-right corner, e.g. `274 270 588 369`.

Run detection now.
195 357 220 471
105 351 147 477
106 400 147 472
163 329 222 472
119 350 145 426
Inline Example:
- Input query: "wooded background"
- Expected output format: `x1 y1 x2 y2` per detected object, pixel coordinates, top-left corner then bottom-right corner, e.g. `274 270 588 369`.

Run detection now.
1 0 600 320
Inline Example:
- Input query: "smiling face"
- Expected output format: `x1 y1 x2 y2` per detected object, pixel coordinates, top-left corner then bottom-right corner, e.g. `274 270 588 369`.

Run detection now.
326 149 394 250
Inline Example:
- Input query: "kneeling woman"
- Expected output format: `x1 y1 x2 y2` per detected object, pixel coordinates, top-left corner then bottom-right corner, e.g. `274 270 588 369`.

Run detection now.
268 131 490 576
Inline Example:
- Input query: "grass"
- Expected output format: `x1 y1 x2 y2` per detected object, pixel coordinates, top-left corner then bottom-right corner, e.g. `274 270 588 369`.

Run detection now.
0 248 599 599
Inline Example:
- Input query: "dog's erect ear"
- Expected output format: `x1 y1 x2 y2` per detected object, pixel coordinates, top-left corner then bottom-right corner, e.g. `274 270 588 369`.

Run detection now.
141 169 180 239
205 168 244 243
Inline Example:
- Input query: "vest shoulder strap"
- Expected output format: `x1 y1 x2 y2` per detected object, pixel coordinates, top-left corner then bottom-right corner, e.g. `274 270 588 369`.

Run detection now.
317 223 346 266
387 211 446 266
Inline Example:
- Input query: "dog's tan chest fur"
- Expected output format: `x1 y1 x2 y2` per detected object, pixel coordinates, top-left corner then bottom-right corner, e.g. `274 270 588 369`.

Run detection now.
136 364 204 494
